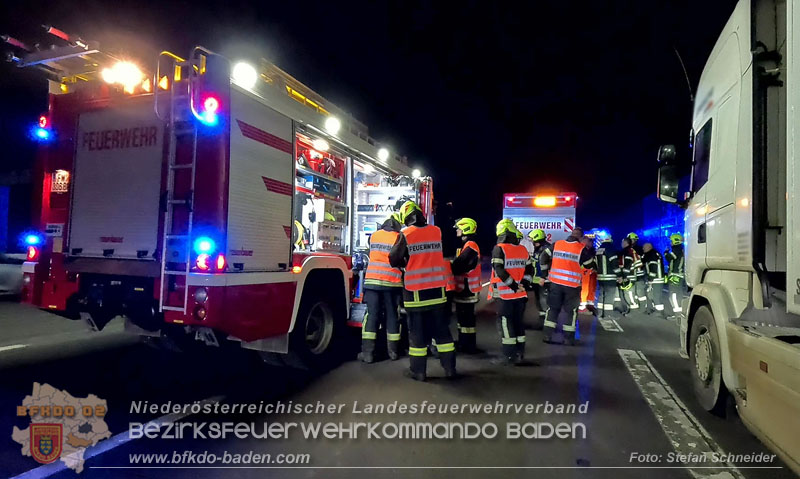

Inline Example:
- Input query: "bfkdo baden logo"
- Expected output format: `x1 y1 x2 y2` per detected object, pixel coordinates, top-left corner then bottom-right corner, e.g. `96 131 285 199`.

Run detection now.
30 424 63 464
12 383 111 473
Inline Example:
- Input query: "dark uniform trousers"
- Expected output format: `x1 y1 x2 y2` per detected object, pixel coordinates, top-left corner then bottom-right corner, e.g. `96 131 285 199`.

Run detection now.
598 280 620 317
543 283 581 339
407 304 456 376
496 297 527 359
362 289 402 355
531 283 549 317
454 301 477 350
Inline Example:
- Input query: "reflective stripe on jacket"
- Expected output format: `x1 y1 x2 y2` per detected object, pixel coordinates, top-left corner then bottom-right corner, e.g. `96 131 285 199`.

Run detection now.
549 239 584 288
490 243 529 300
455 241 482 293
402 224 447 292
364 229 403 287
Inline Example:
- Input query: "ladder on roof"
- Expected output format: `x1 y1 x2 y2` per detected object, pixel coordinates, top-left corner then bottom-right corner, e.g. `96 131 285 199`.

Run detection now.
156 52 198 314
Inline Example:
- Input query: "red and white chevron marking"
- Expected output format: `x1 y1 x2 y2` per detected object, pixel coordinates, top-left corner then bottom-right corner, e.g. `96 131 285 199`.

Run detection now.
564 218 574 233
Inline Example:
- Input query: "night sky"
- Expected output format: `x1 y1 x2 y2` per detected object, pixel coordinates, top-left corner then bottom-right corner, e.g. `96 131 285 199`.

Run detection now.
0 1 735 247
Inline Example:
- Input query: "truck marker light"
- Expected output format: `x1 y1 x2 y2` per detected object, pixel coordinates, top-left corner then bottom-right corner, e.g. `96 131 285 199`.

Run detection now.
196 254 211 271
533 196 557 207
193 237 216 255
564 196 572 202
215 253 227 271
158 76 169 90
292 265 302 274
194 95 220 126
195 307 207 320
27 246 39 261
38 116 48 128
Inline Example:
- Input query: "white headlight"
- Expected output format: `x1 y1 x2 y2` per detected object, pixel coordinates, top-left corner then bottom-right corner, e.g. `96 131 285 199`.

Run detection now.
232 62 258 90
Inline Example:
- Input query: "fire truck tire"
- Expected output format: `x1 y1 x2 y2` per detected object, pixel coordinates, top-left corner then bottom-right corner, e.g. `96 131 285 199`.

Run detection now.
689 306 728 416
286 288 346 372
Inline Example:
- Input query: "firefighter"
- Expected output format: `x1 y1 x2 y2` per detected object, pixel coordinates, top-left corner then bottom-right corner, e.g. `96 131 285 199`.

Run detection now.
665 233 686 317
542 227 593 345
451 218 482 354
490 220 533 364
527 229 552 319
627 232 648 308
359 213 404 363
579 236 597 313
389 201 456 381
619 237 639 312
642 242 667 317
595 236 622 317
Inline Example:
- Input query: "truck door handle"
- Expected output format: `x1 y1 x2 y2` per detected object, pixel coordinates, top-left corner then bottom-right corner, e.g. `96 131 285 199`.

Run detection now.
698 223 706 244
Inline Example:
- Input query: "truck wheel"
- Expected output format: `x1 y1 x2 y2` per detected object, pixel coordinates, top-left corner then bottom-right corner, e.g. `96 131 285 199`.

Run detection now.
286 294 343 372
689 306 728 416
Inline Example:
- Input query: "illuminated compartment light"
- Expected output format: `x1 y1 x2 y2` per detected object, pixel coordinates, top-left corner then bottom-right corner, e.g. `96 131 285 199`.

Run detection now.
232 62 258 89
324 116 341 135
311 139 329 151
377 148 389 162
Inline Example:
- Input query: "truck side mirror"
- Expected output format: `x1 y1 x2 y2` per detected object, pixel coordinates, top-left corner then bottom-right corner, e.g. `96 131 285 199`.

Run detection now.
657 144 677 164
657 163 680 203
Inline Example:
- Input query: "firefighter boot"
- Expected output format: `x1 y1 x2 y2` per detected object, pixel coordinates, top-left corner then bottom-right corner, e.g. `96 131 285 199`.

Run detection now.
440 351 458 379
564 331 578 346
407 355 427 381
387 340 400 361
514 341 526 365
358 339 376 363
542 326 559 344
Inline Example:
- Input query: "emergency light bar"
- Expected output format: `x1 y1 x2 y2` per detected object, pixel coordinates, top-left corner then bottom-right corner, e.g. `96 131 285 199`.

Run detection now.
504 193 577 208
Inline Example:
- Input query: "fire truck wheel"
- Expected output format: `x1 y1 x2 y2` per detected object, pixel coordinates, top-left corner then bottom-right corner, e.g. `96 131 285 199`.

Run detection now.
287 293 345 372
689 305 728 416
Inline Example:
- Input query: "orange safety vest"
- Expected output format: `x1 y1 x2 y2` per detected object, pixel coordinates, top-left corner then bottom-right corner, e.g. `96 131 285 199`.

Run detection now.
490 243 529 300
549 239 584 288
402 224 447 291
455 241 482 293
444 260 456 292
364 229 403 287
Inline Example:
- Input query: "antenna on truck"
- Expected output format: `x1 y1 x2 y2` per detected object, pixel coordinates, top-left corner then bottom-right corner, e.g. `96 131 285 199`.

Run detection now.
673 47 694 103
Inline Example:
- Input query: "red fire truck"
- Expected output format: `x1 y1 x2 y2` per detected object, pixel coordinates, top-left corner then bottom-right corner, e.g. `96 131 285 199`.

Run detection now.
9 31 432 369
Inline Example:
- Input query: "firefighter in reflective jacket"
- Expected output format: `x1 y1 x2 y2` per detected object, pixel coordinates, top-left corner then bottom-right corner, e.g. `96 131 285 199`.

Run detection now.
628 232 648 307
543 227 593 345
579 236 597 312
490 220 533 364
389 201 457 381
664 233 686 317
595 236 622 317
618 237 639 312
642 242 666 317
359 213 404 363
451 218 482 354
528 229 552 319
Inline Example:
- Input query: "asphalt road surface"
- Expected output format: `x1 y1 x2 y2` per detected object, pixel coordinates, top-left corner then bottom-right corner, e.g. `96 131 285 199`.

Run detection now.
0 297 794 479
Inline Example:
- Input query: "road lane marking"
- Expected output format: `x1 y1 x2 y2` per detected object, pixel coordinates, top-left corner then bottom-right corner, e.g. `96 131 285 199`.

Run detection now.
11 395 224 479
0 344 28 353
598 318 623 332
617 349 745 479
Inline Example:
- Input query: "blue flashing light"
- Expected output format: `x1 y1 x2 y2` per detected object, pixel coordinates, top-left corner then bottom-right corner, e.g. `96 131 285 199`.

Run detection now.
194 110 219 126
31 126 53 142
193 95 221 127
193 237 216 255
24 234 42 246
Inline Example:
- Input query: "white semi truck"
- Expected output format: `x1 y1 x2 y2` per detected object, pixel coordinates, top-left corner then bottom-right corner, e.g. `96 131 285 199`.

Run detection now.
656 0 800 473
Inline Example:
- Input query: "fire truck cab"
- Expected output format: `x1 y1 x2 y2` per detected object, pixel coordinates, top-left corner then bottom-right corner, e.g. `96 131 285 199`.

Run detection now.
12 37 431 370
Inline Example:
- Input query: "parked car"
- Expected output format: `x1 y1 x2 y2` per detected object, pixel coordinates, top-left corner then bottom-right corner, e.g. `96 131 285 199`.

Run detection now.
0 253 25 297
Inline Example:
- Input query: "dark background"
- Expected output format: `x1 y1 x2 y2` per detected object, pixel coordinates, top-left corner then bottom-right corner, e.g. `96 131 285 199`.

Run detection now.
0 1 735 249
